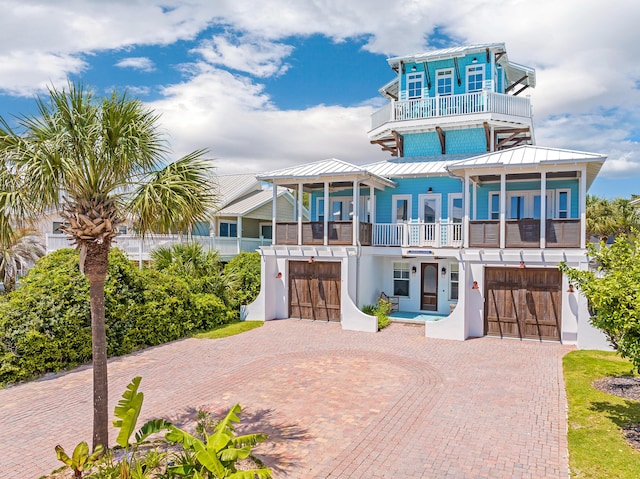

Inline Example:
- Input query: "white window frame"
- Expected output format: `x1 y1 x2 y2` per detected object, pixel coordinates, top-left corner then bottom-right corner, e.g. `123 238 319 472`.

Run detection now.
219 220 238 238
392 194 412 223
393 262 410 298
316 197 325 222
448 193 463 223
506 190 554 219
489 192 500 220
556 189 571 219
466 64 485 92
259 222 273 239
418 193 442 223
436 68 454 96
53 221 69 234
449 262 459 301
406 72 424 99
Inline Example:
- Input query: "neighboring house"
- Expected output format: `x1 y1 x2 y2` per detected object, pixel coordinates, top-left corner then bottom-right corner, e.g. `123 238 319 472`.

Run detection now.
247 42 609 349
43 173 306 262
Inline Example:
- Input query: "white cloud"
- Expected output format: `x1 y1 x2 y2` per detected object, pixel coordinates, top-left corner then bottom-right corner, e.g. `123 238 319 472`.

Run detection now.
192 34 292 77
115 57 156 72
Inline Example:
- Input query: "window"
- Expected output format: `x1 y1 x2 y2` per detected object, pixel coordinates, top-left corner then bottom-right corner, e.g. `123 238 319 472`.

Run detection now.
466 65 484 92
317 198 325 222
393 262 410 297
506 191 554 219
436 68 453 96
219 221 237 237
260 223 272 239
448 194 463 223
407 73 423 99
509 195 526 220
117 225 128 235
489 192 500 220
392 195 412 223
449 263 459 301
53 221 69 234
191 221 210 236
556 190 570 219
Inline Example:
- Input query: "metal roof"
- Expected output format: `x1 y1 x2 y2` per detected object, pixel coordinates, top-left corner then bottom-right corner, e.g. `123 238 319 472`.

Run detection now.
446 145 606 188
217 187 288 217
213 173 261 206
258 158 396 188
364 154 473 178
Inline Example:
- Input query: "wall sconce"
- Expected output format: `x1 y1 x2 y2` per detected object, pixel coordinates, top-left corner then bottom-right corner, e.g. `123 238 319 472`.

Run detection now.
411 64 417 71
427 187 433 193
519 261 526 269
275 272 282 279
472 281 479 290
411 266 417 275
308 256 315 264
472 57 478 64
567 284 575 293
441 266 447 276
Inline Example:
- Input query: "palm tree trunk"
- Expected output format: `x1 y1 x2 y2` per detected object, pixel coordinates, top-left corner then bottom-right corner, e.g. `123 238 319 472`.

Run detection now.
85 242 110 450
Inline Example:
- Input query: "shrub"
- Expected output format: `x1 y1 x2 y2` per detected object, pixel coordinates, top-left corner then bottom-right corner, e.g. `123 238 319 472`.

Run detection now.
224 252 261 309
361 299 392 330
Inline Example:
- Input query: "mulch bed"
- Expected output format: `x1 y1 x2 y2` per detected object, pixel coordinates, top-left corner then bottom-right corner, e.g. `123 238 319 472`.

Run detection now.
593 376 640 451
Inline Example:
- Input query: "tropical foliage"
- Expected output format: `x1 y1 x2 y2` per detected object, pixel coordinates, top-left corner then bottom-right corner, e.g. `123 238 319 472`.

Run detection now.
0 82 216 448
560 234 640 370
0 228 45 292
586 195 640 241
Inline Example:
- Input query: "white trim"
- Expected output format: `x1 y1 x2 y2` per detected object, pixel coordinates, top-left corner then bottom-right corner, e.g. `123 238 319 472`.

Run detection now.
448 192 463 222
219 220 238 238
556 189 571 219
259 222 272 240
392 194 412 223
489 191 500 220
506 190 553 219
449 262 459 301
406 72 425 99
466 64 485 92
418 193 442 223
436 68 454 96
393 261 411 298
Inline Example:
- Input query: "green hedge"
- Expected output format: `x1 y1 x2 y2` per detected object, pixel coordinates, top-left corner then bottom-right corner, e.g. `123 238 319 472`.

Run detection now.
0 248 233 386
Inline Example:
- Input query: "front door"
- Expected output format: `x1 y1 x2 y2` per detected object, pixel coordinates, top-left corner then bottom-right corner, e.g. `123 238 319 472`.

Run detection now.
421 263 438 311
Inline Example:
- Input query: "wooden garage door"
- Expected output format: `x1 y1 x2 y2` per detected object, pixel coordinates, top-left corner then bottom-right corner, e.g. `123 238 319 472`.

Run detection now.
289 261 341 322
485 267 561 341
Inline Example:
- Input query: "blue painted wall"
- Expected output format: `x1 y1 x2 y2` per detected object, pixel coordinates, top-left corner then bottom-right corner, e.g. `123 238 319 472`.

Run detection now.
404 128 487 157
475 179 579 219
404 132 443 156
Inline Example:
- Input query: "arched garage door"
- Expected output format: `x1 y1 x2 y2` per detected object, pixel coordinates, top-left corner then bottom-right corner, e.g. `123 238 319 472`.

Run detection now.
484 267 561 341
289 261 341 322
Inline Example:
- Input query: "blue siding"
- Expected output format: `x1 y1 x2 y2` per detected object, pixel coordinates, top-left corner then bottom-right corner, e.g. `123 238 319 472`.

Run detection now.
445 128 487 155
475 179 580 220
404 132 444 156
374 177 463 223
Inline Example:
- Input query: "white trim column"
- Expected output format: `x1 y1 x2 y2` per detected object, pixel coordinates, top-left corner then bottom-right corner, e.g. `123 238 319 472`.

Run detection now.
237 216 242 254
463 172 470 248
540 171 546 249
472 180 477 220
323 181 329 246
369 184 375 223
580 167 587 249
297 183 303 246
271 184 277 245
499 171 506 249
352 180 359 245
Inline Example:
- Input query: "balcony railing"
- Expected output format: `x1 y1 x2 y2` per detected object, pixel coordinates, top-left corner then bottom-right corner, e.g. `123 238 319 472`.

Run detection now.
370 91 532 130
275 221 372 246
469 219 582 248
372 222 463 247
45 234 271 261
546 219 580 248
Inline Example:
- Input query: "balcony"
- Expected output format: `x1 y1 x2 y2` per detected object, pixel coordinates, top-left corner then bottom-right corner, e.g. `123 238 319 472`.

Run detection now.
468 219 581 248
45 234 272 261
275 221 372 246
370 91 532 131
372 222 462 247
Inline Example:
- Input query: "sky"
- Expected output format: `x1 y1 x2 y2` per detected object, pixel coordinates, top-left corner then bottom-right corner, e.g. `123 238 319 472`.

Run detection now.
0 0 639 198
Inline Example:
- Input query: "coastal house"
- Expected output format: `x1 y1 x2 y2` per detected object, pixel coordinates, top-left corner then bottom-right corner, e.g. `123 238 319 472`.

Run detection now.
246 43 609 349
43 173 305 262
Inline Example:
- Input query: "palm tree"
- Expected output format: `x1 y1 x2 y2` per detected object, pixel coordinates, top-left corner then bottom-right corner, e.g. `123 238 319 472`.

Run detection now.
0 82 216 449
586 195 640 242
0 228 46 292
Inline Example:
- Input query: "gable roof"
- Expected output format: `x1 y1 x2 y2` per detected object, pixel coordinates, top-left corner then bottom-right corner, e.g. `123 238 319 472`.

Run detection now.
258 158 396 189
216 187 305 218
446 145 606 188
213 173 261 206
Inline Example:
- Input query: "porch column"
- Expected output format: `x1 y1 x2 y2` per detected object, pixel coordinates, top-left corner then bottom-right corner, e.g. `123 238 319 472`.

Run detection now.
540 171 546 249
472 180 477 220
499 171 506 249
369 184 375 246
271 184 277 245
580 167 587 249
323 181 329 246
297 183 303 246
237 216 242 254
463 172 470 248
352 179 359 245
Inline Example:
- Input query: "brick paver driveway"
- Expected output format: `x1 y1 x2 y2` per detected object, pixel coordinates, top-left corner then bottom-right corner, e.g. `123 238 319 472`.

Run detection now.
0 320 572 478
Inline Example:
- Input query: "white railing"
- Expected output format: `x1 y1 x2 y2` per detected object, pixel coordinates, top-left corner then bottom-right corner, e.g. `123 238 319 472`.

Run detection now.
370 91 532 130
372 222 463 247
45 234 272 261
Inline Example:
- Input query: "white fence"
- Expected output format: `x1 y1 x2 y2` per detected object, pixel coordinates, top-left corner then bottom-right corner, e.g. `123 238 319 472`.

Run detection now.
45 234 272 261
372 222 463 247
371 91 532 130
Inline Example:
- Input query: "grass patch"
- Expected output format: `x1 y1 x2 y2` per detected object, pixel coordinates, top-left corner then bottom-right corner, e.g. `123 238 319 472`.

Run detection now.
193 321 263 339
564 350 640 478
